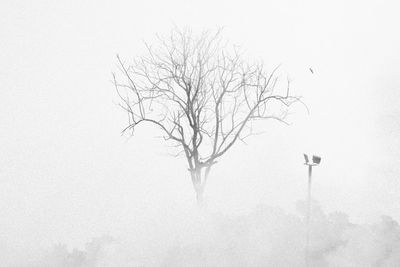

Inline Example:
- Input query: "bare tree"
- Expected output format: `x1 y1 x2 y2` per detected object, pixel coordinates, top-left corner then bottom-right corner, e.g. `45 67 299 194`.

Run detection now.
113 28 301 204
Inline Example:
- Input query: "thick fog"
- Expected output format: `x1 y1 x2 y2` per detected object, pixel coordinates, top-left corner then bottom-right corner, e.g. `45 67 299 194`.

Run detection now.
1 0 400 266
10 202 400 266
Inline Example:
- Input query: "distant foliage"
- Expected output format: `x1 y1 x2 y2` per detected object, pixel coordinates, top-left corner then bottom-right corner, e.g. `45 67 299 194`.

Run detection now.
31 205 400 266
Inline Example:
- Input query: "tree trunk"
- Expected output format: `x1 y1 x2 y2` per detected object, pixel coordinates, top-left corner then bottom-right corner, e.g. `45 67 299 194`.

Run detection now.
196 188 204 206
190 166 211 206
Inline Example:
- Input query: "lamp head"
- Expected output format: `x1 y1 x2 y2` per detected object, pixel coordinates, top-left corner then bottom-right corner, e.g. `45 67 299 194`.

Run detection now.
303 154 309 164
312 155 321 165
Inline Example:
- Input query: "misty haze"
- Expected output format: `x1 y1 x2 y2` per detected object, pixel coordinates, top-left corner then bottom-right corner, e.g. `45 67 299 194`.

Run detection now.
1 1 400 266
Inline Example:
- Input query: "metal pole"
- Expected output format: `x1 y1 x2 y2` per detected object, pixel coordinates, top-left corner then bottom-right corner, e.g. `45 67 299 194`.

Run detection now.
305 164 312 267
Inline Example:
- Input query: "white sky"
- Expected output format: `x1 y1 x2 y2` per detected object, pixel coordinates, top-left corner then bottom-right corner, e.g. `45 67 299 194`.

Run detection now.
1 0 400 251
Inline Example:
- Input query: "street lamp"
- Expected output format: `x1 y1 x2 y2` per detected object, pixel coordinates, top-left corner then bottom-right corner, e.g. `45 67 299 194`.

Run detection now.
303 153 321 267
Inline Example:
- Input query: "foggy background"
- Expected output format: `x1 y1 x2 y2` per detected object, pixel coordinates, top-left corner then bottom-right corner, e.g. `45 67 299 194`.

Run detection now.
1 0 399 266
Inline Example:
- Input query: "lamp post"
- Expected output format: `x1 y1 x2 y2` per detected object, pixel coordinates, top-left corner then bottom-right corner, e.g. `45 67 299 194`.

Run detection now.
303 154 321 267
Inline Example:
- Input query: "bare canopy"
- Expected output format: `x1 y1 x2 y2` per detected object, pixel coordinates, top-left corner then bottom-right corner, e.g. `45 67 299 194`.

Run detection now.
113 28 301 204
